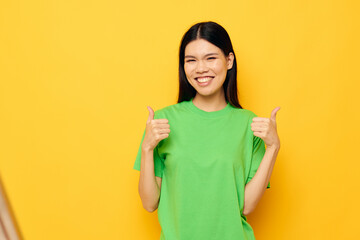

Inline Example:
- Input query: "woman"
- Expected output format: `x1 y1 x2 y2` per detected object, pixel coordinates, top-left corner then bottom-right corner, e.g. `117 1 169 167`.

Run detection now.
133 21 280 240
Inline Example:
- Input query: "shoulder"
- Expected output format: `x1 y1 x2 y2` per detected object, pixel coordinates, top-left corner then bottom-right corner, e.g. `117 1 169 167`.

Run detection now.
230 106 258 120
153 101 188 118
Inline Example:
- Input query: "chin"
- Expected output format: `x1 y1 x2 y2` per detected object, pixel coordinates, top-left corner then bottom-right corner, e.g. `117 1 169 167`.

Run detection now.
196 91 216 97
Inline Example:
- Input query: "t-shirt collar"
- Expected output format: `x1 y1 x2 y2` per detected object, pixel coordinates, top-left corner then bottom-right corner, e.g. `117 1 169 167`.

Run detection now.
186 97 233 118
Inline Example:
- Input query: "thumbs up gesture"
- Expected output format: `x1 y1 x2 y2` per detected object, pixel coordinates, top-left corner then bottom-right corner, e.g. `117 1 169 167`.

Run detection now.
251 107 281 149
142 106 171 151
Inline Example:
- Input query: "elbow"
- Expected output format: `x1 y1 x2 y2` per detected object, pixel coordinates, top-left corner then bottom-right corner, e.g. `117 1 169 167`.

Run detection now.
138 184 161 213
138 188 159 213
242 208 252 216
143 203 158 213
242 203 255 216
144 206 157 213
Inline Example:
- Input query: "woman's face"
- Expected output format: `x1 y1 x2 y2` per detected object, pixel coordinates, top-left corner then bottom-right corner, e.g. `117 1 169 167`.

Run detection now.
184 39 234 98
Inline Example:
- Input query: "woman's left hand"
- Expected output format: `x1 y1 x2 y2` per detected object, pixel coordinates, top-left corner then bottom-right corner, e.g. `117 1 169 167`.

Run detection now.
251 107 281 149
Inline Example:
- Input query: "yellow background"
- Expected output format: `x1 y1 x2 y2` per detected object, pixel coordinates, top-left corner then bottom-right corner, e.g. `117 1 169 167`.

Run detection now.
0 0 359 239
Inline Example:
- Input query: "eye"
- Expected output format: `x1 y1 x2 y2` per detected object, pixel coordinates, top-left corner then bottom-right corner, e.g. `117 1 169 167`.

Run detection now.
186 59 195 62
208 57 216 60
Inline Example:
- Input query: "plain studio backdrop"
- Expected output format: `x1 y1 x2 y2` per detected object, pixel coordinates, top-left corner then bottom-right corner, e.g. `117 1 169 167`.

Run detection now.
0 0 359 239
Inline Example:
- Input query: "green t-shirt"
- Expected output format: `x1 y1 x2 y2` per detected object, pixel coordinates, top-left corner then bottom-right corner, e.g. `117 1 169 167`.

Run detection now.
133 97 270 240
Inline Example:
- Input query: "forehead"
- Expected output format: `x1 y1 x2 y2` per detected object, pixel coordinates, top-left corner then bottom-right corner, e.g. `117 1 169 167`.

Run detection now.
184 39 221 56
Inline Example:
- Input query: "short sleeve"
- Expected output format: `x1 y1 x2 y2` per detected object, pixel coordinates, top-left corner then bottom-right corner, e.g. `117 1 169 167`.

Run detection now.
245 115 271 189
132 128 164 178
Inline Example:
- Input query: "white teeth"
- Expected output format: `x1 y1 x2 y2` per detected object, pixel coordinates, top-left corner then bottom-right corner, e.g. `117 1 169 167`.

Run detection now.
197 77 213 83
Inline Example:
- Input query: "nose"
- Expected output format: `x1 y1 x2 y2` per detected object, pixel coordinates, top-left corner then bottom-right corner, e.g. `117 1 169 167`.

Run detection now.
195 60 208 73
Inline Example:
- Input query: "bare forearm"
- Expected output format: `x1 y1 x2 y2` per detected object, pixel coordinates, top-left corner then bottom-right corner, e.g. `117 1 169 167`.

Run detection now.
243 145 279 215
138 148 161 212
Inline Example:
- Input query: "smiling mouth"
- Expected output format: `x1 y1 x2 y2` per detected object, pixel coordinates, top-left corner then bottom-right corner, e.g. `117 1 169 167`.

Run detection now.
195 76 214 83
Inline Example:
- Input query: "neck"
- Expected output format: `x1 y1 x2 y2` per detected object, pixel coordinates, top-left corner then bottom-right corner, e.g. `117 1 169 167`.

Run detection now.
192 91 227 112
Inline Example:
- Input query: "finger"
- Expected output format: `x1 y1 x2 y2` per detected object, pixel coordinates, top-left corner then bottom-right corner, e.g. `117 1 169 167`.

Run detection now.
251 126 267 131
150 119 169 124
154 123 170 129
251 122 268 128
147 106 154 123
252 117 270 122
253 131 262 137
157 128 171 134
270 107 280 121
158 133 170 140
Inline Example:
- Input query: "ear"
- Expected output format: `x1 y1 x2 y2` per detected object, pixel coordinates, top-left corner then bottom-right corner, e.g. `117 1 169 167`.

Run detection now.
226 52 234 70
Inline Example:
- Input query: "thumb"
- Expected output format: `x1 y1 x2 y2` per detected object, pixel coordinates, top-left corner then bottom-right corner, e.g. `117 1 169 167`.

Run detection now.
147 106 154 123
270 106 280 122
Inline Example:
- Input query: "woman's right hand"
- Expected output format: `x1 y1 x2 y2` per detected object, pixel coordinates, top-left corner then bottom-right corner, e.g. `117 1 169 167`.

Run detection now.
142 106 170 151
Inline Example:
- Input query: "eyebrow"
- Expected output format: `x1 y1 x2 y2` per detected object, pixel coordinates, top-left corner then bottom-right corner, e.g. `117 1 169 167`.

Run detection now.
184 53 219 58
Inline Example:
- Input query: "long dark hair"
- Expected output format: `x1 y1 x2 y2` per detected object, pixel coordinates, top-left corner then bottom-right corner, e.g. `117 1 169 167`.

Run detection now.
177 21 243 109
